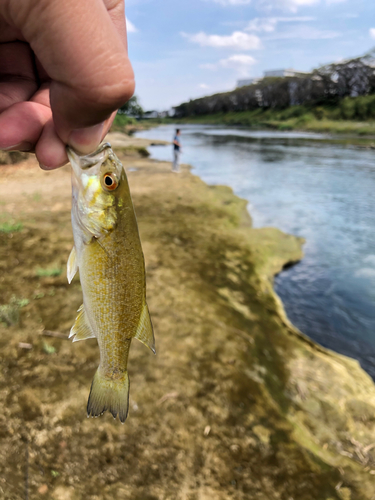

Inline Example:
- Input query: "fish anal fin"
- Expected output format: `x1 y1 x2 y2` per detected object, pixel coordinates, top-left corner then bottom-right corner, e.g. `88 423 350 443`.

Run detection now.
70 304 96 342
135 302 155 354
67 246 78 284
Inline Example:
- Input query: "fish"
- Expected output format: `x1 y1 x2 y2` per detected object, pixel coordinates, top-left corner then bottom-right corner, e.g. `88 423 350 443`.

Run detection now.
67 143 155 423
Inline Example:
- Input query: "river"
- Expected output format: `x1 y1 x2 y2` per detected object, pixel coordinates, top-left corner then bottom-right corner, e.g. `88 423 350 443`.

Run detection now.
135 124 375 379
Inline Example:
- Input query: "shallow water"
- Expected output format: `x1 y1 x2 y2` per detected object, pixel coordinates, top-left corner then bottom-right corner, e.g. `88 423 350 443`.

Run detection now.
136 124 375 378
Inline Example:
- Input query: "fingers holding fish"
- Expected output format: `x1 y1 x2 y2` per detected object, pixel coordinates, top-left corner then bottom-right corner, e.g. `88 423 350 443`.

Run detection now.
0 0 134 164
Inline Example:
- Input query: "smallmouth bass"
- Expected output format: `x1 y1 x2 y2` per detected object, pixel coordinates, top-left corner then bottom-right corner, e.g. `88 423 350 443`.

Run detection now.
67 143 155 423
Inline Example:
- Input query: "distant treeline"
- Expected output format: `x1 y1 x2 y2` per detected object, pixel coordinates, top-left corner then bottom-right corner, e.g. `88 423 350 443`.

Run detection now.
175 50 375 120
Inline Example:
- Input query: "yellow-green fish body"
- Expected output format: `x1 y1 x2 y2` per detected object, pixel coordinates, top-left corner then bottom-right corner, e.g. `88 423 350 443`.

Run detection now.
67 143 154 423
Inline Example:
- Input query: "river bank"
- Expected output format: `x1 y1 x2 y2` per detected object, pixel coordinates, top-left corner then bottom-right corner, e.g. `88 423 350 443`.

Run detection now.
158 112 375 147
0 137 375 499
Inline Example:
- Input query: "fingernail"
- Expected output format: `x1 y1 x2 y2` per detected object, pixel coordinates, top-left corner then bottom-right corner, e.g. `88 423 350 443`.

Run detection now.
68 122 105 155
1 142 33 152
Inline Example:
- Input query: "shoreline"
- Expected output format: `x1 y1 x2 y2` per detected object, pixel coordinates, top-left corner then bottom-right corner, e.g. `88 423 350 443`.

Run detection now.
148 117 375 148
0 139 375 498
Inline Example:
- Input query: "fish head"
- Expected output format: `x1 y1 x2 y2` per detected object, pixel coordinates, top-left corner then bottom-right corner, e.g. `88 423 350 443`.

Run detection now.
68 143 126 238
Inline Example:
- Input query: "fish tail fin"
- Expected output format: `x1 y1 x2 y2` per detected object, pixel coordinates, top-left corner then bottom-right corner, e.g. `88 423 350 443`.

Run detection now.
87 369 130 423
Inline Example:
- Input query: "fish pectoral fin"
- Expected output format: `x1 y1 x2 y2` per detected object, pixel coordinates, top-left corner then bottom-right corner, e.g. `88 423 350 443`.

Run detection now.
69 304 96 342
67 246 78 284
134 302 156 354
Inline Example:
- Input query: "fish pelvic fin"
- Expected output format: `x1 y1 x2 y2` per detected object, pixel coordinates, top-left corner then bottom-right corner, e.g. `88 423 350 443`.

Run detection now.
69 304 96 342
87 369 130 423
135 302 156 354
67 246 78 284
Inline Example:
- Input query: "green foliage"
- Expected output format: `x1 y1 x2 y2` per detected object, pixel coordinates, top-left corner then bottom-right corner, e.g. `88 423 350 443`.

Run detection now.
313 107 326 120
118 95 144 117
0 296 29 327
113 113 137 128
277 123 294 131
329 107 342 120
340 97 356 120
335 95 375 120
36 267 62 278
0 222 23 233
279 106 306 120
173 94 375 136
43 342 56 355
296 113 315 125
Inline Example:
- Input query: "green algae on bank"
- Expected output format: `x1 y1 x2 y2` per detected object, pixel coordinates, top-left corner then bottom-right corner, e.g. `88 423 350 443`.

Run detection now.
0 147 374 499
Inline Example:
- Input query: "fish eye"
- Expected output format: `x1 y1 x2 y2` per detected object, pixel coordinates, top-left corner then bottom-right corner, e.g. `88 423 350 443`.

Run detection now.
102 173 118 191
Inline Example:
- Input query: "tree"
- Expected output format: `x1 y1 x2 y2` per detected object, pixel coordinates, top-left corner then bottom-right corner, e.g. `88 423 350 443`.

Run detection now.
174 48 375 118
119 96 144 117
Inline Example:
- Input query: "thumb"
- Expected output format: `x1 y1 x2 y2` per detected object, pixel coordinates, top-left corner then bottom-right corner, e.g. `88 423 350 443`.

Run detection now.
7 0 135 153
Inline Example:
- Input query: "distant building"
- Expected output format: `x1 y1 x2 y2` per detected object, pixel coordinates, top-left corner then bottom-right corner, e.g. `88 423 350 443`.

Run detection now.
143 110 159 119
264 68 308 78
143 110 173 119
237 78 254 88
236 77 263 88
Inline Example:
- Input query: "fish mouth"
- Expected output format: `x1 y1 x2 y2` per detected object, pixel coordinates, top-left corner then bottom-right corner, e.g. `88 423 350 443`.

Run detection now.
67 142 113 180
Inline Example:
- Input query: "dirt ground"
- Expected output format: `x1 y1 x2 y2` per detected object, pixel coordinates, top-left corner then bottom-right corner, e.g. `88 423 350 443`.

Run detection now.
0 141 375 500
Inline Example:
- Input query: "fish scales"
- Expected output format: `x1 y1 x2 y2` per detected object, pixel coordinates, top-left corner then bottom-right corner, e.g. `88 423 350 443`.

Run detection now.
67 143 155 423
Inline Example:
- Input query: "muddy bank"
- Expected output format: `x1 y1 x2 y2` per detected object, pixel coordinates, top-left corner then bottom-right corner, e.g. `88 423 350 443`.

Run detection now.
0 141 374 500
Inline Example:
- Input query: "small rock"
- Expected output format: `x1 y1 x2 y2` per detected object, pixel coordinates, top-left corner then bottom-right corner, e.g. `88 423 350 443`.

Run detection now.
38 484 48 495
230 444 240 453
18 342 32 350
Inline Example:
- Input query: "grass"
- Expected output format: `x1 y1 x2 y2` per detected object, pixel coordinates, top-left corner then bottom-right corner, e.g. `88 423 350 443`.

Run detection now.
112 113 137 128
0 296 29 327
111 114 164 135
117 145 150 157
42 342 56 355
36 267 63 278
0 222 23 233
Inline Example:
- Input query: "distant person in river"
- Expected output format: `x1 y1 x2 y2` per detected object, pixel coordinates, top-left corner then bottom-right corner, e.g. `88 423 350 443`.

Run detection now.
172 129 181 173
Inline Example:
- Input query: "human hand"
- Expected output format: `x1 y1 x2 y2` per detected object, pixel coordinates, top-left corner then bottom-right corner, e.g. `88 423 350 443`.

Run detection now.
0 0 135 169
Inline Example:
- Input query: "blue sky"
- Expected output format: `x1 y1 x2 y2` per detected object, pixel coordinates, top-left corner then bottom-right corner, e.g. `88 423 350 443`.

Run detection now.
125 0 375 111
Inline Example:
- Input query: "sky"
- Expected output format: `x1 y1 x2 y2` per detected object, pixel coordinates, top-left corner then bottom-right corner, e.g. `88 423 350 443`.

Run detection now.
125 0 375 111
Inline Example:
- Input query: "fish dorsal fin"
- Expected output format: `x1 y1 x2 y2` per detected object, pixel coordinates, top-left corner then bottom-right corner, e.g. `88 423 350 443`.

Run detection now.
69 304 96 343
135 302 155 354
67 246 78 284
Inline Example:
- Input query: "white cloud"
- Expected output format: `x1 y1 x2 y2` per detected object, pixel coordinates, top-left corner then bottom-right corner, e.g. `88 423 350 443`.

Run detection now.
246 16 315 32
259 0 318 11
247 17 278 32
126 18 137 33
201 54 257 75
264 25 339 39
199 83 211 89
207 0 346 8
181 31 262 50
244 16 335 40
257 0 346 11
370 28 375 40
211 0 252 4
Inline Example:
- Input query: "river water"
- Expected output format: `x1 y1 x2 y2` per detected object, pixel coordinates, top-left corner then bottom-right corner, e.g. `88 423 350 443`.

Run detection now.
135 124 375 378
